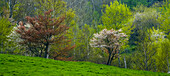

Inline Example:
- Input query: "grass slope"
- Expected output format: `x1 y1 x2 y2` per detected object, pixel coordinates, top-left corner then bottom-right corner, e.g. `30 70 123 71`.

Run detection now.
0 54 169 76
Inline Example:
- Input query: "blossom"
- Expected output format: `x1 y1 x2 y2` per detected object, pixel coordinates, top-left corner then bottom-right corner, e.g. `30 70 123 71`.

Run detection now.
90 29 127 48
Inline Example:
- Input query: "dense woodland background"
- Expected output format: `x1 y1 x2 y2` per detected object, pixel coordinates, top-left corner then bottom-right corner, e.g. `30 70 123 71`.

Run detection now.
0 0 169 73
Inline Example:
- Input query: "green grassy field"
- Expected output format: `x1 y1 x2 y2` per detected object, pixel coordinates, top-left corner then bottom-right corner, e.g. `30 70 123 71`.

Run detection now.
0 54 169 76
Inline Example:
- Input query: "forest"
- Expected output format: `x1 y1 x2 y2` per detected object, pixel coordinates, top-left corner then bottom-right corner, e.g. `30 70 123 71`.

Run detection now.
0 0 170 74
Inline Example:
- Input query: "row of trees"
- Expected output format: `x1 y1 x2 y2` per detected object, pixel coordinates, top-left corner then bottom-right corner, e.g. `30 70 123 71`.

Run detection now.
0 0 169 73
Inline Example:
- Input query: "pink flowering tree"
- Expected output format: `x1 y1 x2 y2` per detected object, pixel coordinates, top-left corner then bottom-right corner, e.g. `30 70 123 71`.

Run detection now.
90 29 127 65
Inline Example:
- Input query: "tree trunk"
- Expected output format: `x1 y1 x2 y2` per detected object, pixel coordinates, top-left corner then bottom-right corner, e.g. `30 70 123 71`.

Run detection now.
107 48 112 65
110 51 116 65
118 51 121 67
124 56 127 68
107 53 111 65
167 57 169 72
46 45 51 59
0 42 3 53
144 48 148 71
39 49 42 57
144 51 148 70
9 0 16 18
44 43 49 58
118 56 121 67
91 0 95 11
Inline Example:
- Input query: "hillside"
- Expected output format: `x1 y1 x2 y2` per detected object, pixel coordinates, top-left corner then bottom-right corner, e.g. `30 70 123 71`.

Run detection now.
0 54 169 76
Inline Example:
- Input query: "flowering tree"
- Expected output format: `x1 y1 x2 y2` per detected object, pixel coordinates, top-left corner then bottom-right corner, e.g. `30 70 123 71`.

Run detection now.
16 9 74 58
90 29 127 65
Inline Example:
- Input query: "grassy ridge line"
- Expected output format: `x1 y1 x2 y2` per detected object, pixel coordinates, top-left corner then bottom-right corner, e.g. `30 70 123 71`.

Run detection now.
0 54 168 76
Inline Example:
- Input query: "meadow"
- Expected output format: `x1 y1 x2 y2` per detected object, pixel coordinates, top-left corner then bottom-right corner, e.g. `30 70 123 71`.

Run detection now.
0 54 169 76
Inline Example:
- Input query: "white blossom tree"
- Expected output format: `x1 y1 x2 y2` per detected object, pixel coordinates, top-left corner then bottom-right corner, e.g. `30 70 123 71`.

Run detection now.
90 29 127 65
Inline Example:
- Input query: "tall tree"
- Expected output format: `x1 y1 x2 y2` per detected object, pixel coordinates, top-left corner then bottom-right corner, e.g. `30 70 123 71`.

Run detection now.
34 0 76 27
34 0 66 17
68 24 97 61
101 0 132 30
159 1 170 40
131 28 169 72
0 18 13 53
16 10 73 58
8 0 17 18
90 29 127 65
64 0 94 27
0 0 7 18
150 28 170 72
129 8 160 46
121 0 163 9
12 0 36 21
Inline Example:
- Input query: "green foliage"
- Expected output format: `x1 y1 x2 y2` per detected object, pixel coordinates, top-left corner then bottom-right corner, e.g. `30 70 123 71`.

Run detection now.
0 54 168 76
0 18 12 51
121 0 162 9
132 4 152 13
68 24 104 61
6 26 26 55
0 0 8 18
121 0 149 9
127 6 169 73
154 39 170 72
127 28 170 72
73 24 95 61
34 0 66 17
66 24 108 64
159 1 170 40
135 31 156 71
64 0 98 27
101 0 132 30
34 0 76 27
13 0 35 21
0 0 10 19
129 8 160 46
149 28 170 72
